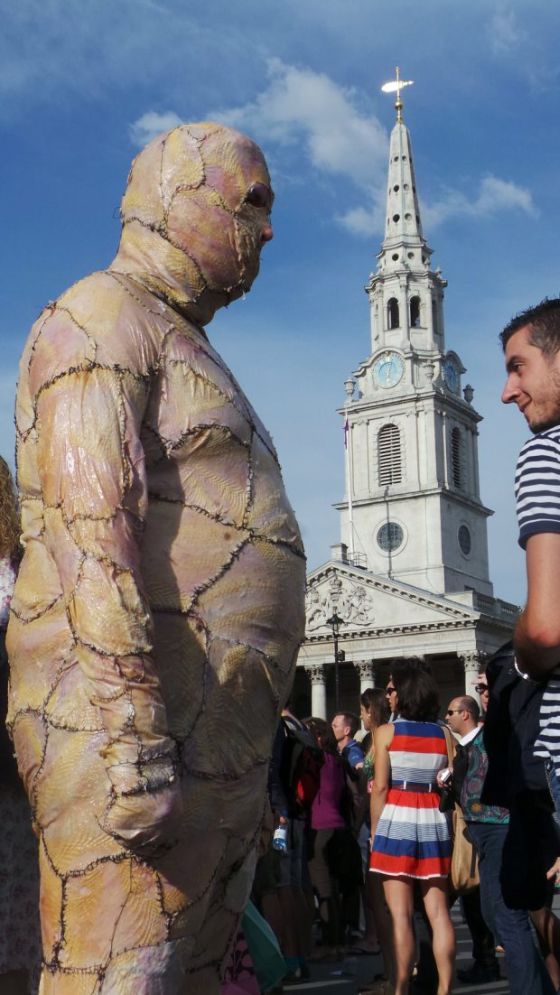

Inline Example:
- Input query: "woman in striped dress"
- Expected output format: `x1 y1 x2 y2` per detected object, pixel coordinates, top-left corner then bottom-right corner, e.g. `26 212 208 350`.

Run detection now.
369 661 455 995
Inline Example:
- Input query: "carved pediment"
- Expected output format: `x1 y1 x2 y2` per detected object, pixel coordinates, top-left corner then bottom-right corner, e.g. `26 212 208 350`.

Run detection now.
305 561 476 639
306 571 375 632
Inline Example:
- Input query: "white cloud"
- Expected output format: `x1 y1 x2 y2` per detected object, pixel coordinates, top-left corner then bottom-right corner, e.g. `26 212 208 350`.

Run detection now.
214 58 389 192
211 60 538 240
336 204 383 238
129 111 183 148
422 174 537 229
335 174 536 239
490 7 522 54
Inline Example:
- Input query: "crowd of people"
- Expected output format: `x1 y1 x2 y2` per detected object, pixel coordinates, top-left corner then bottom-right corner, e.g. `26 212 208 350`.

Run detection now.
246 653 560 995
6 296 560 995
3 537 560 995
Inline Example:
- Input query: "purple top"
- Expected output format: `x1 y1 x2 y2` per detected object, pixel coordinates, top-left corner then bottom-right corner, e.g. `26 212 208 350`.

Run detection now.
311 752 346 830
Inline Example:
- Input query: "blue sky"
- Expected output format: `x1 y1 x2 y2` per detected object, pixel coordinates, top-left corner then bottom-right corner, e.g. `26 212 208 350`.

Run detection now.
1 0 559 605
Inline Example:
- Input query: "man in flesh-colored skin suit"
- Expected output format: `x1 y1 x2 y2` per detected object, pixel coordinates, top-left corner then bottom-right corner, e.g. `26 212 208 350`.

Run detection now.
7 123 306 994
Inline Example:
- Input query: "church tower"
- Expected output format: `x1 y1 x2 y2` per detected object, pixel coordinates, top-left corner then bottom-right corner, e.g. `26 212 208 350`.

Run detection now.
337 74 494 596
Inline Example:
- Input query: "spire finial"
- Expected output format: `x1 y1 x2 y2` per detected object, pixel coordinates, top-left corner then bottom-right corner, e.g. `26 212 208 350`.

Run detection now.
381 67 414 122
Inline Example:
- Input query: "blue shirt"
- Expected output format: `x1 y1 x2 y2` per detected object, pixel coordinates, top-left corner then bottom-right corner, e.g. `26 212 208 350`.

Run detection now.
341 738 364 769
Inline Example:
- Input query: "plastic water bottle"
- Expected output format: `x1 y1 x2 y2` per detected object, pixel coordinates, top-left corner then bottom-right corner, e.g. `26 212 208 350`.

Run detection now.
272 824 288 853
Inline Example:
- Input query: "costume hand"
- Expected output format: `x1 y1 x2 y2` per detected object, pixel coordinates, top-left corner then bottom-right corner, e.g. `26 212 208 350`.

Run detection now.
101 749 183 856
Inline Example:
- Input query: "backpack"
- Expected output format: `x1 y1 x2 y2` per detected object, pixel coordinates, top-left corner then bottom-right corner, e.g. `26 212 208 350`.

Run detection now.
483 640 548 805
340 756 369 832
281 718 324 810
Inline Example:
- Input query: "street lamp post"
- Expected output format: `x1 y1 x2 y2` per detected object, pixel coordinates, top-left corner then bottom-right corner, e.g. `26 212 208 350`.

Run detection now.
327 612 345 711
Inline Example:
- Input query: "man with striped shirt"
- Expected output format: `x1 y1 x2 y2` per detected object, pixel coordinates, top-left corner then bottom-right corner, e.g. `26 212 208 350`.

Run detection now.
501 298 560 873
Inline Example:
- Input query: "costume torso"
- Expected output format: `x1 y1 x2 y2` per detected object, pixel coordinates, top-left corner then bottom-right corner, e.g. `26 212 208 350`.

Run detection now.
7 266 305 992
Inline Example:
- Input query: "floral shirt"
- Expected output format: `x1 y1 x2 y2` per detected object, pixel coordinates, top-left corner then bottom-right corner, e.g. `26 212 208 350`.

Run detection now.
459 727 509 824
0 557 16 630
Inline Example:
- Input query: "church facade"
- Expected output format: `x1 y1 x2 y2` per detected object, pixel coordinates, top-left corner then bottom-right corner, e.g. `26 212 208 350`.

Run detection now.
294 83 517 718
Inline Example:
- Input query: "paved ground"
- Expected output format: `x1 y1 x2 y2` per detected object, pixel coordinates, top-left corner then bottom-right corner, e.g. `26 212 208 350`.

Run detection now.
278 892 560 993
280 902 512 994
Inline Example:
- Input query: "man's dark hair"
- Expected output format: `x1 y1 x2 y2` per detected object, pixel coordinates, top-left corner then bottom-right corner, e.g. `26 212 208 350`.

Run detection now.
392 659 440 722
332 711 360 737
500 297 560 356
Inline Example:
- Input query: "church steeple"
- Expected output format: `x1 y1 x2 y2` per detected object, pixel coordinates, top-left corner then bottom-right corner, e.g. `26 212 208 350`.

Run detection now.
382 110 429 272
336 75 494 599
365 73 446 356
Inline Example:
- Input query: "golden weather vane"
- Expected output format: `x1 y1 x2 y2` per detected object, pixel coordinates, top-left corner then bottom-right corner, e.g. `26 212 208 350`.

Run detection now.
381 66 414 122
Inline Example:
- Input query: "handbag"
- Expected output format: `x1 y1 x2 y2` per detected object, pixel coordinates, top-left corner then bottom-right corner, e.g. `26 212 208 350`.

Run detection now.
451 806 480 893
441 725 479 893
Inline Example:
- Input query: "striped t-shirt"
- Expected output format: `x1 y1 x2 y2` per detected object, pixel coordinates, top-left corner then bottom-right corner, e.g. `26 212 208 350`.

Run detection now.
514 425 560 769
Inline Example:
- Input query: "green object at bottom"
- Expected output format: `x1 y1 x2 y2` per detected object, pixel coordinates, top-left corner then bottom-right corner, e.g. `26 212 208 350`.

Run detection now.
242 901 286 990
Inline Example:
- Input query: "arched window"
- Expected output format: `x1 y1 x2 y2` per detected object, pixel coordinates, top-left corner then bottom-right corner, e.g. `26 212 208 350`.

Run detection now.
451 427 463 488
387 298 400 329
378 424 402 486
410 296 421 327
432 297 438 335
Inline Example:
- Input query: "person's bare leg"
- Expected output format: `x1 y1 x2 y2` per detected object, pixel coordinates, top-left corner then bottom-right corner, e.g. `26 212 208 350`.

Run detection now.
371 872 394 983
362 874 380 950
382 876 414 995
419 879 455 995
530 906 560 990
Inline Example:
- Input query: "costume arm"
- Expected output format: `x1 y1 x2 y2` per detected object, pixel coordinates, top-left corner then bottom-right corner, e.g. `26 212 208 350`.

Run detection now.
34 363 181 853
514 532 560 677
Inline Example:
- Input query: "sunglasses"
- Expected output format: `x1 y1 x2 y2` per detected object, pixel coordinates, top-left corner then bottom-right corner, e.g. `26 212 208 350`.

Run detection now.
474 683 488 694
385 686 396 696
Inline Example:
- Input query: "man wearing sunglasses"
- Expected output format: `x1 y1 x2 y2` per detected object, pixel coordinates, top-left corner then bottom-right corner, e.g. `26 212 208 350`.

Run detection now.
385 682 398 719
473 677 489 711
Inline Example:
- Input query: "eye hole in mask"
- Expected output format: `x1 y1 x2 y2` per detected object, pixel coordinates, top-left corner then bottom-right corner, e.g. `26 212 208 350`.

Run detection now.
244 183 274 213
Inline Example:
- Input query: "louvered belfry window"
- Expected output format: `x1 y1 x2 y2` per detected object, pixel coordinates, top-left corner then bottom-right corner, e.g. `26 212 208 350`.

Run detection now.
378 423 402 486
451 427 463 488
387 298 400 329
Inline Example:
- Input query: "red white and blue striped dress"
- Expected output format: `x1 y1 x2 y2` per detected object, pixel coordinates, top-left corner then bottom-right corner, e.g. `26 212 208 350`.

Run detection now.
369 719 452 879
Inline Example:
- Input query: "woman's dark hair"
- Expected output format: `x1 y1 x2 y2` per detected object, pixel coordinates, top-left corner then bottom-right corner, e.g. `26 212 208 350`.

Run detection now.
0 457 19 561
360 687 390 729
304 716 338 755
392 659 440 722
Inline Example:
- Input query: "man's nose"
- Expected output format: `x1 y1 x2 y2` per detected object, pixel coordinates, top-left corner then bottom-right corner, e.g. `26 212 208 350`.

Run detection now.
261 223 273 243
501 377 517 405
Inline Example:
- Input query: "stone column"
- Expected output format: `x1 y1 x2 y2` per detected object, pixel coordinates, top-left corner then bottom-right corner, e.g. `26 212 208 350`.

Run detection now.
355 660 376 696
459 651 485 701
308 665 327 719
355 661 375 728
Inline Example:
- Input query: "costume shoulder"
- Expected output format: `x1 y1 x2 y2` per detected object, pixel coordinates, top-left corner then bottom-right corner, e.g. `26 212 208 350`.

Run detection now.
21 270 171 400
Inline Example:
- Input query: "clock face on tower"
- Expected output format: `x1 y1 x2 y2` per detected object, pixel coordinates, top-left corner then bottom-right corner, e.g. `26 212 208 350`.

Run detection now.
373 351 405 389
443 360 459 394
